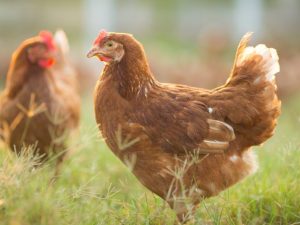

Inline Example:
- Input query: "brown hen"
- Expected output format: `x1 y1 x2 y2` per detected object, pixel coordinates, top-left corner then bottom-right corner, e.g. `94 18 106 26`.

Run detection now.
87 31 280 223
0 31 80 175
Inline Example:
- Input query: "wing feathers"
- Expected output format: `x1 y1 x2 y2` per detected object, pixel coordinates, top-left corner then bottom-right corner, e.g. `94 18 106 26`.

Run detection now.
206 119 235 141
197 119 235 154
198 140 229 154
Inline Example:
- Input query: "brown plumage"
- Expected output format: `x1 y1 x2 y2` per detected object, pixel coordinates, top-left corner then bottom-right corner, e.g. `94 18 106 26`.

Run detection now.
0 31 80 172
87 31 281 223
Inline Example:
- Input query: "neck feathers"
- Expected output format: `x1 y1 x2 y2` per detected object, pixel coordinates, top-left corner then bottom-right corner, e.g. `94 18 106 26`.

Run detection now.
104 40 157 99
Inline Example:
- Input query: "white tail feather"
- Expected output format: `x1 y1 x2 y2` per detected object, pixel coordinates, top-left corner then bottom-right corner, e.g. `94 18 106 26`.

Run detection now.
237 44 280 83
54 29 70 54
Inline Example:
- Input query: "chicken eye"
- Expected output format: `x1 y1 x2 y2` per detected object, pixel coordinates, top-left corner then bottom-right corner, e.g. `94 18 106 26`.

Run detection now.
106 41 114 48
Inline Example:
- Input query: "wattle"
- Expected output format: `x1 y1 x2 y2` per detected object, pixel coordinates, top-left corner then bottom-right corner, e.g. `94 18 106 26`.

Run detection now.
38 58 55 68
98 55 112 62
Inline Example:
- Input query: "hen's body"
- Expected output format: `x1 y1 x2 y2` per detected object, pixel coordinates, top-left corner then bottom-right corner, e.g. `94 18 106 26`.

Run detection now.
0 33 80 162
92 32 280 222
0 71 79 158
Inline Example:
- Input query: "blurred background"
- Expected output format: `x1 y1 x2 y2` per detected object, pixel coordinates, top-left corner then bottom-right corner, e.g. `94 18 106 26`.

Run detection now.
1 2 300 224
0 0 299 97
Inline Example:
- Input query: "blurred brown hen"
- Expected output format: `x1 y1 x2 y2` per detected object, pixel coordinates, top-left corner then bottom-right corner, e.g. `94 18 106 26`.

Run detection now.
0 31 80 173
87 31 280 223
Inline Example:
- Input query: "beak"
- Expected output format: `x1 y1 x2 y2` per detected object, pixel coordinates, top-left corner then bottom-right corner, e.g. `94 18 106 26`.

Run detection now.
87 46 101 58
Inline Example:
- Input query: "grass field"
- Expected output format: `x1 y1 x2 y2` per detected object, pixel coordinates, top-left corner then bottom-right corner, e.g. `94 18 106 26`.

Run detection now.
0 94 300 225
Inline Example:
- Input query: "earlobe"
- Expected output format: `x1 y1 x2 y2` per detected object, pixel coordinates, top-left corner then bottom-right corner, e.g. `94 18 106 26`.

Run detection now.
115 48 125 62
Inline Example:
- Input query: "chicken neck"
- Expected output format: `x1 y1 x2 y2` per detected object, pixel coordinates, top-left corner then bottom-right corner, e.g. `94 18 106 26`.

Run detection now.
103 48 157 100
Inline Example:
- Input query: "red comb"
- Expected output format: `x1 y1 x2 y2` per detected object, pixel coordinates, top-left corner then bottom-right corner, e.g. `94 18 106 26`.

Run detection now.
39 30 56 51
94 29 108 45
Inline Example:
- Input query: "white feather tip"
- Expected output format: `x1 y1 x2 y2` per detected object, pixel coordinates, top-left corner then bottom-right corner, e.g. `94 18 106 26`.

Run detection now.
54 29 70 54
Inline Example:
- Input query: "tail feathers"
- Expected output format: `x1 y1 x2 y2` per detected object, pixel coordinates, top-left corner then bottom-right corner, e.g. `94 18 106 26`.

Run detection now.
229 32 280 84
54 29 70 55
229 32 252 77
224 33 281 149
237 44 280 83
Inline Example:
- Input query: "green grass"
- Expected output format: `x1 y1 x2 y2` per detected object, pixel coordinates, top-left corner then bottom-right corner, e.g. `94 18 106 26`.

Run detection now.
0 95 300 225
